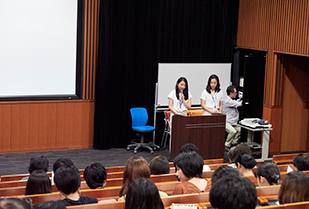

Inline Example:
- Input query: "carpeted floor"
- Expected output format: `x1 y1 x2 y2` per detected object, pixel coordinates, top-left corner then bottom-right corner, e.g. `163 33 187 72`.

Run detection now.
0 148 170 176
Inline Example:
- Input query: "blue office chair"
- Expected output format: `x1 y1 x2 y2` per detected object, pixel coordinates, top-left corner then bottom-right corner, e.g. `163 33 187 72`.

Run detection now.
127 107 157 154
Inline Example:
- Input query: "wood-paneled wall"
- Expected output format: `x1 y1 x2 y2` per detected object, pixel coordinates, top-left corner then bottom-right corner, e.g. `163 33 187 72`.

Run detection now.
0 0 100 153
237 0 309 154
0 101 95 153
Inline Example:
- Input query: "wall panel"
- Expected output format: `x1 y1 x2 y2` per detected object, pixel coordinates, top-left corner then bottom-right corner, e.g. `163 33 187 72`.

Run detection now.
237 0 309 154
0 104 12 152
11 103 57 151
56 101 94 149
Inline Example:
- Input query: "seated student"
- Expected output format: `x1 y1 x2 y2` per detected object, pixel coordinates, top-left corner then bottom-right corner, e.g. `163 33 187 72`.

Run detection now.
22 155 49 181
0 198 32 209
53 157 74 173
84 163 116 203
235 153 256 177
172 152 210 195
25 170 52 195
293 153 309 171
84 163 107 189
229 143 252 168
118 156 168 201
180 143 211 171
29 155 49 174
34 201 66 209
55 165 98 206
125 178 164 209
211 165 240 185
149 155 170 175
254 162 280 187
210 175 257 209
278 170 309 204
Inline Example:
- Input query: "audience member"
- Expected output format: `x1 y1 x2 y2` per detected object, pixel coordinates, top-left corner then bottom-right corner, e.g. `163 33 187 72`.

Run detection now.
254 162 280 186
125 178 164 209
235 153 256 176
172 152 210 195
293 153 309 171
278 171 309 204
210 176 257 209
55 165 98 206
211 165 240 185
84 163 107 189
227 146 236 167
0 198 31 209
118 156 168 201
180 143 199 153
180 143 210 171
28 155 49 174
34 201 66 209
53 157 74 173
231 143 252 162
25 170 52 195
149 155 170 175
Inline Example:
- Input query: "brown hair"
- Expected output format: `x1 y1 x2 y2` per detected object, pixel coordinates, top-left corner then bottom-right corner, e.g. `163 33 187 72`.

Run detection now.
119 156 151 197
278 171 309 204
149 155 170 175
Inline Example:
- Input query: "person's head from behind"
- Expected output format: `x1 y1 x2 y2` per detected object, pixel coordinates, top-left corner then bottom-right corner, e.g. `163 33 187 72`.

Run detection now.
210 176 257 209
28 155 49 174
293 153 309 171
175 77 189 100
174 152 203 182
34 201 66 209
254 162 280 186
227 146 236 163
206 74 221 93
0 198 31 209
180 143 199 154
120 156 151 197
211 166 240 185
84 163 107 189
226 85 237 99
53 157 74 173
54 165 81 195
235 153 256 176
278 171 309 204
149 155 170 175
25 170 51 195
125 178 164 209
231 143 252 162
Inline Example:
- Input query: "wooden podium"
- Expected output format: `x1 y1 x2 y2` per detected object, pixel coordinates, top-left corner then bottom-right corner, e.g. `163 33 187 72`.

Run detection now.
170 114 226 161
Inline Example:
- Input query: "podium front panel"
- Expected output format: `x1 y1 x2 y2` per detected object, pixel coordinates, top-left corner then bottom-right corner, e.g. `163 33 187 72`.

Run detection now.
170 114 226 161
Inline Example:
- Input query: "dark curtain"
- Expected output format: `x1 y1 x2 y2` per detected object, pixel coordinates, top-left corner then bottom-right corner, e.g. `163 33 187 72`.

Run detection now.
94 0 239 149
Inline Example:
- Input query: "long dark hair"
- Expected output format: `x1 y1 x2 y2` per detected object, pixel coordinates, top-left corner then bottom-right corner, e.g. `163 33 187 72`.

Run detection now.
25 170 51 195
125 178 164 209
206 74 221 94
175 77 189 100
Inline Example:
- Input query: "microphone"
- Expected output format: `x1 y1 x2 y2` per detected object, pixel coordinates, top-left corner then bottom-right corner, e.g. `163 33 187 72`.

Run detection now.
179 90 183 108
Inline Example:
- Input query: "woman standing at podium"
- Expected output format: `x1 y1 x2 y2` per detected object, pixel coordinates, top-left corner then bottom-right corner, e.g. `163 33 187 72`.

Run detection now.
200 74 223 115
168 77 192 116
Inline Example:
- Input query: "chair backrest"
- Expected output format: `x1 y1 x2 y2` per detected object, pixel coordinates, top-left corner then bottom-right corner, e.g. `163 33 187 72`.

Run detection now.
164 110 171 121
130 107 148 127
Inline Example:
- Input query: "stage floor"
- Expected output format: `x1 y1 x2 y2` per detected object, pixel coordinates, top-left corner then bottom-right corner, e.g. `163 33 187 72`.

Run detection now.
0 148 170 176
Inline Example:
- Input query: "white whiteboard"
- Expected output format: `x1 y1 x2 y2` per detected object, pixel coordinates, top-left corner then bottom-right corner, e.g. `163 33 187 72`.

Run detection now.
0 0 77 97
157 63 231 106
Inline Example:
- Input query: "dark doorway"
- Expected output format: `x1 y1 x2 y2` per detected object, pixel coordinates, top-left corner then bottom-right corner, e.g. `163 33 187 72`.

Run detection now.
232 48 266 144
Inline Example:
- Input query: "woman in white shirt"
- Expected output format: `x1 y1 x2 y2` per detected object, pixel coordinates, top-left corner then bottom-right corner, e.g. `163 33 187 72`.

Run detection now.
200 74 223 115
168 77 192 116
168 77 192 133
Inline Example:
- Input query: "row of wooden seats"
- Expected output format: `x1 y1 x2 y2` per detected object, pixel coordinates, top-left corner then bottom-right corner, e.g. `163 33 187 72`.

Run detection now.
0 158 225 182
272 153 309 164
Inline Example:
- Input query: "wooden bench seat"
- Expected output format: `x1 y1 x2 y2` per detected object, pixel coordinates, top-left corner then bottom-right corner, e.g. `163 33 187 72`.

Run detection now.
272 153 309 164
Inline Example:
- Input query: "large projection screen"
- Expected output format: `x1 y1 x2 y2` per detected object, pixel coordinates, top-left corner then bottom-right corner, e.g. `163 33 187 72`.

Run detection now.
0 0 80 100
157 63 231 106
